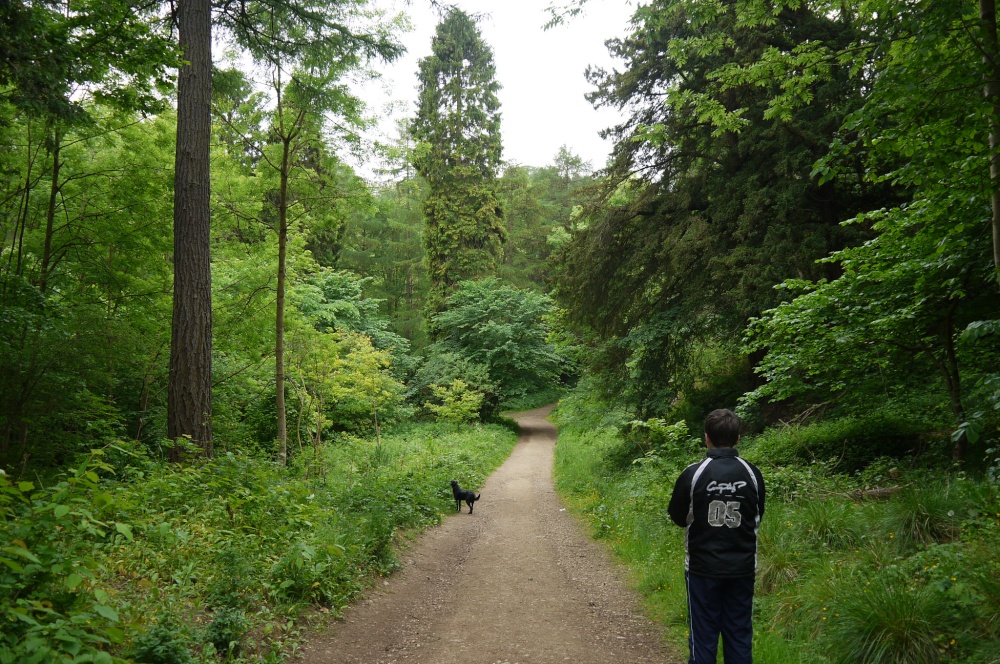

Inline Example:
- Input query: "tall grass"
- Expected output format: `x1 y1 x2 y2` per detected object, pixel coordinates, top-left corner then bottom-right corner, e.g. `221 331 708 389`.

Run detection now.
881 483 964 548
825 574 951 664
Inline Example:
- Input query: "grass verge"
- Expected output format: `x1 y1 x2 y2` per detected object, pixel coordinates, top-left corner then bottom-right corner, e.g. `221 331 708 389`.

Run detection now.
550 394 1000 663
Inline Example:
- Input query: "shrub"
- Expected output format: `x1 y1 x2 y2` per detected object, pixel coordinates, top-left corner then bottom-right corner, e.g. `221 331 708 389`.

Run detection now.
603 418 701 470
754 460 840 501
128 619 193 664
740 413 933 472
425 379 484 428
0 456 128 664
409 350 500 418
205 606 248 657
430 278 564 404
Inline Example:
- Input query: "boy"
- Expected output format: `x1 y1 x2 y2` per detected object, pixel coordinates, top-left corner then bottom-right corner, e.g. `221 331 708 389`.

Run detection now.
668 409 765 663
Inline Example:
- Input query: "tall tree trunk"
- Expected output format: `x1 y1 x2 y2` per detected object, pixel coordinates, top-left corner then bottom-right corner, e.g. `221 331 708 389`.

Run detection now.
168 0 213 459
275 137 290 466
982 0 1000 274
939 300 970 463
39 128 61 293
6 122 37 286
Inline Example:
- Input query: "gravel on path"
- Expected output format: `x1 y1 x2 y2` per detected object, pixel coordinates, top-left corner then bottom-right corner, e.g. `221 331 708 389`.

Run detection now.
293 405 683 664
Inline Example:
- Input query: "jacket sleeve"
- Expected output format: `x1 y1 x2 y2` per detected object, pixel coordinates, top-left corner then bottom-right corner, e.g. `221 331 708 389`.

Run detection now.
754 464 766 520
667 468 692 528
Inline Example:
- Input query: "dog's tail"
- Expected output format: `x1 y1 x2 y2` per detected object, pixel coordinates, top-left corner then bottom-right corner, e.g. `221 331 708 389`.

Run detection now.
474 493 481 501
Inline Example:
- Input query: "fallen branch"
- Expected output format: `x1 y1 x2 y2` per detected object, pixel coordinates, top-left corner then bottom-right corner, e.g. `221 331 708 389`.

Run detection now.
848 485 908 501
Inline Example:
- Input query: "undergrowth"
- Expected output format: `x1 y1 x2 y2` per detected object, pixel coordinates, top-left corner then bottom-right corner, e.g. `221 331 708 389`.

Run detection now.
0 421 517 662
551 390 1000 663
499 385 567 413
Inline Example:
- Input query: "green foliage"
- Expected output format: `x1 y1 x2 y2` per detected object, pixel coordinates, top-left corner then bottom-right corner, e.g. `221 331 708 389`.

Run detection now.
609 418 701 471
554 0 880 419
668 340 753 431
702 0 1000 462
214 0 403 73
335 178 430 348
0 112 175 465
496 152 594 291
743 202 1000 455
295 269 414 376
428 278 565 408
128 619 194 664
425 379 485 429
0 0 175 120
0 454 127 663
409 350 499 416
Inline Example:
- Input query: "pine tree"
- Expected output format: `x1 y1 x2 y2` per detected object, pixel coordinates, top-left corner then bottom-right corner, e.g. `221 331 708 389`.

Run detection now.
411 9 505 316
169 0 214 457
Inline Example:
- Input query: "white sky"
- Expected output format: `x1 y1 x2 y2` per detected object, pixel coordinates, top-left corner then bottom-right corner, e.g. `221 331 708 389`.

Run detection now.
354 0 636 176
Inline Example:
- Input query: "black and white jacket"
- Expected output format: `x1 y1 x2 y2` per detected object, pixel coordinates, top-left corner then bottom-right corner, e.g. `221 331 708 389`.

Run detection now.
667 447 765 578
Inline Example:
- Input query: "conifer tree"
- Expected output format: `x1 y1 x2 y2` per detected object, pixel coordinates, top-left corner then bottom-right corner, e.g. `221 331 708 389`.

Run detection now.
411 9 505 316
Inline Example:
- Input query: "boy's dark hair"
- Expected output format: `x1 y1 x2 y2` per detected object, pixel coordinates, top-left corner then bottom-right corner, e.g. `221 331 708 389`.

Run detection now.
704 409 741 448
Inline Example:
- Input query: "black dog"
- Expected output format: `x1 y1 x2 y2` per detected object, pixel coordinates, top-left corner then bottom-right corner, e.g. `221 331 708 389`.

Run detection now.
450 479 480 514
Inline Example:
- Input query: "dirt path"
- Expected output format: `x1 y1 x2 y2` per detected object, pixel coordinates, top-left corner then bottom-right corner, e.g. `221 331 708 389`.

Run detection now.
294 405 681 664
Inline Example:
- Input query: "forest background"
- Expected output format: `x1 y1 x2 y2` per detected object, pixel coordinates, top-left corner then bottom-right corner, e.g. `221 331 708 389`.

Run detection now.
1 0 1000 662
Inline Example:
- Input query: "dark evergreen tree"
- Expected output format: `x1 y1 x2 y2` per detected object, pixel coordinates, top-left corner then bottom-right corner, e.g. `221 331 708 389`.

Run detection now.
410 8 505 316
555 1 900 418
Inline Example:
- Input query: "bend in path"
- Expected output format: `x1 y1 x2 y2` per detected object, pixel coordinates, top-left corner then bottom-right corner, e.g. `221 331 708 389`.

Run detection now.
295 405 681 664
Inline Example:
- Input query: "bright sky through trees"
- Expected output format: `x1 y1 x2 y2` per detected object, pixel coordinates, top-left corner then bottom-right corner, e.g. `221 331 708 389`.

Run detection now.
357 0 634 172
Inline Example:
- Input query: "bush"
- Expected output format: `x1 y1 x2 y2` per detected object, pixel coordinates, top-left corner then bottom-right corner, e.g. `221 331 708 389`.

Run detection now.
205 607 248 657
429 278 564 405
611 418 702 471
740 412 935 472
409 350 500 418
128 619 194 664
0 455 128 664
425 379 484 428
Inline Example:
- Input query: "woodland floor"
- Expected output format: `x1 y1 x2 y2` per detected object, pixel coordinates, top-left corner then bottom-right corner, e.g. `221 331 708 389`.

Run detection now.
293 405 683 664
